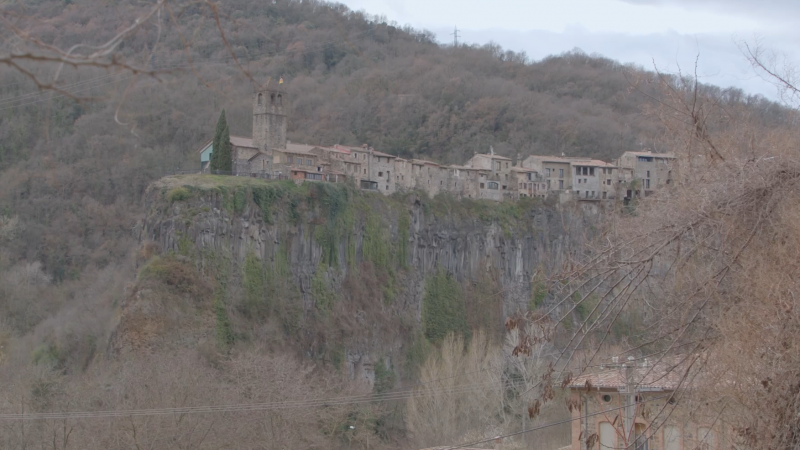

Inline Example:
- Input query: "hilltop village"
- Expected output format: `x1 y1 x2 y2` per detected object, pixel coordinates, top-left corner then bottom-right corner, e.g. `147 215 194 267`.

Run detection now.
200 83 675 202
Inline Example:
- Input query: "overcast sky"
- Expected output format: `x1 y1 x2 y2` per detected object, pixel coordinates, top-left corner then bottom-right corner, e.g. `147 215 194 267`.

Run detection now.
338 0 797 100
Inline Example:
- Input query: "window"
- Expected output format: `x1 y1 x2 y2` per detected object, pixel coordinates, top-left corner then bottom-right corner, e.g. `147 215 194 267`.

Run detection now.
487 182 499 190
387 171 390 178
305 173 322 180
377 157 381 163
545 168 551 177
296 157 302 164
664 426 681 450
559 168 564 178
591 191 595 197
646 170 651 177
378 172 383 177
638 156 653 162
558 180 564 189
364 169 367 174
578 179 581 184
257 93 263 105
600 422 615 450
602 191 607 199
607 179 612 185
386 185 389 190
505 162 509 169
645 179 651 189
306 159 312 166
590 167 595 176
502 185 507 190
480 183 485 189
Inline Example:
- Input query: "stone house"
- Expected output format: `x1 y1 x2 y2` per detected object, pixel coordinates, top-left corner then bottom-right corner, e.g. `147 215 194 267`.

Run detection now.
511 167 544 198
522 155 576 192
571 160 617 200
614 151 675 198
568 358 730 450
335 145 396 193
465 152 515 201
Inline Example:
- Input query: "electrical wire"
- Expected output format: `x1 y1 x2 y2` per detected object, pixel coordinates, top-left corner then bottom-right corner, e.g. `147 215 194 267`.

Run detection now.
0 373 516 421
439 393 672 450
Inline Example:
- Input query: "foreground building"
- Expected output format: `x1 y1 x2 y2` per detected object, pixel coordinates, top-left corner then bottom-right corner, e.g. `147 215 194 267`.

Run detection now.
568 358 730 450
199 82 675 202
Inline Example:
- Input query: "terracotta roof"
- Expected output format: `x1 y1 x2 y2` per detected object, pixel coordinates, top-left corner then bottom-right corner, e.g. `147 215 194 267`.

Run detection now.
229 136 256 148
568 361 684 392
372 149 396 158
284 143 325 155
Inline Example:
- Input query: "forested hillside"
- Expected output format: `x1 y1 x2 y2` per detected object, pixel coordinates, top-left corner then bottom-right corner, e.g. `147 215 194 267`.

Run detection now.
0 1 799 448
0 0 790 280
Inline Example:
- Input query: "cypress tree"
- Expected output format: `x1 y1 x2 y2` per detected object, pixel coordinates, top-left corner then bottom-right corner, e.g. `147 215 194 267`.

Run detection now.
219 123 232 172
210 109 227 172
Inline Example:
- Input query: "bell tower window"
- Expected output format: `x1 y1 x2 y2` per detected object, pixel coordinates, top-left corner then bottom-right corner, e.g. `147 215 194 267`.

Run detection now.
270 93 276 104
258 93 263 105
277 94 283 105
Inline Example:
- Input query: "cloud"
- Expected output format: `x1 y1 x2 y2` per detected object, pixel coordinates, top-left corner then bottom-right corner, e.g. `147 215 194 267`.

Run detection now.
435 26 784 99
618 0 800 18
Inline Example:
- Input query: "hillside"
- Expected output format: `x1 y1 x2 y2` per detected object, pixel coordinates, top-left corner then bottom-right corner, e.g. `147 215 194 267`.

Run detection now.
0 1 798 448
0 0 791 281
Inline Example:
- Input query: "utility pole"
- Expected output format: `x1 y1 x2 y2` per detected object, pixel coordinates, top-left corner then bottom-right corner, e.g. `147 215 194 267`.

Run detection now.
451 26 460 47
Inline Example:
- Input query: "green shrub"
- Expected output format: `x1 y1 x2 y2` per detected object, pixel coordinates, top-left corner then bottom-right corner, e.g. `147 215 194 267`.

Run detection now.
32 343 60 368
373 358 396 394
214 295 235 349
311 263 337 315
242 252 267 317
363 212 390 270
397 212 410 268
166 187 191 203
233 188 247 214
422 268 469 343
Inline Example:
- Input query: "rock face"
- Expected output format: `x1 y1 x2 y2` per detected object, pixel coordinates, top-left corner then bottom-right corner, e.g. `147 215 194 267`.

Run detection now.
140 178 605 384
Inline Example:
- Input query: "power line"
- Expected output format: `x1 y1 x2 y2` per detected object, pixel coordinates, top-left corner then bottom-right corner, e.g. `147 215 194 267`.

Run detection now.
0 373 513 421
439 393 672 450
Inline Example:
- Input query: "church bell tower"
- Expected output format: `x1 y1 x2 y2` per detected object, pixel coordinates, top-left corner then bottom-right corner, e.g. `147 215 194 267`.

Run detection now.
252 81 287 157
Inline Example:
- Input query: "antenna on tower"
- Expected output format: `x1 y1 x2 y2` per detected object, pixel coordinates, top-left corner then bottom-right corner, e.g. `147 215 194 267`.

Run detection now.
451 26 460 47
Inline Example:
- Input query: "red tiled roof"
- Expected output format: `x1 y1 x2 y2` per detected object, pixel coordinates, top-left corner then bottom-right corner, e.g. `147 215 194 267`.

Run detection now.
568 361 684 391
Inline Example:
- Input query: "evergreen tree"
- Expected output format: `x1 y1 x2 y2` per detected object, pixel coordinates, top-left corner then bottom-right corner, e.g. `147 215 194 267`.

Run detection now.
210 109 227 172
219 123 232 172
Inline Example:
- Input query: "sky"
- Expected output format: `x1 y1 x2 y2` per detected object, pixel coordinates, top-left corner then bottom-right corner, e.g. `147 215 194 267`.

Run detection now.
338 0 798 101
